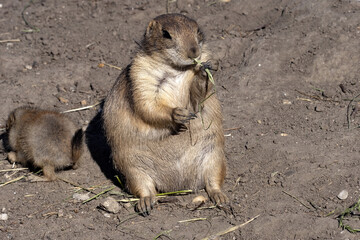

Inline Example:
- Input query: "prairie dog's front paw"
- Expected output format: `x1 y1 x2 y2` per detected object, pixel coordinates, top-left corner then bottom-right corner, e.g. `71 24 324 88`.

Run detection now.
198 60 219 78
172 107 197 125
202 60 219 71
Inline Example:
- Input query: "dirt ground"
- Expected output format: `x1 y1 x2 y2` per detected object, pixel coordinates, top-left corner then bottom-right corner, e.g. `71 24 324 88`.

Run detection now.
1 0 360 239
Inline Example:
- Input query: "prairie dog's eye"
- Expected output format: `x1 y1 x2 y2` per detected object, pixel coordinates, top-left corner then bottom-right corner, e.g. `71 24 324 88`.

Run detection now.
162 29 172 39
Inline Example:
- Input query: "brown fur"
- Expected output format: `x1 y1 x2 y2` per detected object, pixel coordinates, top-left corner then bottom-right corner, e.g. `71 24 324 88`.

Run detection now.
103 13 227 214
5 106 84 181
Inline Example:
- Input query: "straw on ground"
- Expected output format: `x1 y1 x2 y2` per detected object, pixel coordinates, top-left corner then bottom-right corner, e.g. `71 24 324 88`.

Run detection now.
201 215 260 240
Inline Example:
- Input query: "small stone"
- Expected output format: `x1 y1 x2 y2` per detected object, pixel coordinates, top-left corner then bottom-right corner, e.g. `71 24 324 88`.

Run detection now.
100 197 121 214
124 203 132 208
337 190 348 200
58 96 69 104
283 99 292 105
72 192 90 201
80 100 87 106
58 209 64 217
314 106 323 112
25 65 33 70
0 213 8 221
104 213 111 218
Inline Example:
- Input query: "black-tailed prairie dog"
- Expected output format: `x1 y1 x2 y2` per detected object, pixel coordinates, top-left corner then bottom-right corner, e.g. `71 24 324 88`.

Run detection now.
103 13 227 214
5 106 84 181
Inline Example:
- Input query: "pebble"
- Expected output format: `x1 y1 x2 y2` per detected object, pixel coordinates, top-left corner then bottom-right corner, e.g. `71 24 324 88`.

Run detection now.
0 213 8 221
58 96 69 104
100 197 121 214
72 192 90 201
337 190 348 200
25 65 33 70
58 209 64 217
283 99 292 105
124 203 132 208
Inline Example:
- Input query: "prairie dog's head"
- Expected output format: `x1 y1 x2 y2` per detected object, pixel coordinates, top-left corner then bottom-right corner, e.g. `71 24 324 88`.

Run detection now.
6 107 35 133
141 13 205 67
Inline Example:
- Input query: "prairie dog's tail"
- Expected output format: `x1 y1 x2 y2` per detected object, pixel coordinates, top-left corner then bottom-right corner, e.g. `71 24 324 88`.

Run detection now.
71 128 84 169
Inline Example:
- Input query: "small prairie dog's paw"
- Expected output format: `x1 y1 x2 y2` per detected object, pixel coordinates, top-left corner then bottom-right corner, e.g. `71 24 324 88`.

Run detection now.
209 191 228 206
28 175 50 182
136 195 156 216
7 152 17 163
172 107 197 125
42 165 57 181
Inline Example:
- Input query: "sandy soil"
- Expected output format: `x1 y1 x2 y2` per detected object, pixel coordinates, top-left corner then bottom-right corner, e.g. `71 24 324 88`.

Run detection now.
1 0 360 239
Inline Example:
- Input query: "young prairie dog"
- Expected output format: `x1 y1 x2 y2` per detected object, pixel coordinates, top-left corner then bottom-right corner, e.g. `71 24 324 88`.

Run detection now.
103 13 227 214
5 106 84 181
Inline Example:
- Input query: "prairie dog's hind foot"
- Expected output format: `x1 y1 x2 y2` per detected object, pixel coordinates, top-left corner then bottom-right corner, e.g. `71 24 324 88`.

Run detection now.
42 164 57 181
7 151 17 163
208 189 228 206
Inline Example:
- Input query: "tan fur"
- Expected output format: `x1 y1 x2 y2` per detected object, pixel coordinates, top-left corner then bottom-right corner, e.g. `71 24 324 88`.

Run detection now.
103 13 227 214
5 106 84 181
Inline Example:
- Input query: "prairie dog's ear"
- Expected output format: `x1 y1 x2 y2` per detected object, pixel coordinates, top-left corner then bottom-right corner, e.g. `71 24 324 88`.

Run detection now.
146 20 161 37
6 112 15 131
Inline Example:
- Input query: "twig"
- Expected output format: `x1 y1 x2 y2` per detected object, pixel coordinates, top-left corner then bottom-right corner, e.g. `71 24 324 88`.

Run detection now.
0 168 29 172
21 0 40 32
296 97 312 102
346 93 360 129
196 205 217 210
338 197 360 233
61 101 102 114
0 39 21 43
116 213 140 226
201 215 260 240
156 189 192 196
153 229 172 240
57 177 97 194
232 177 241 192
224 127 241 131
118 198 141 202
42 212 58 218
82 186 115 204
98 62 122 71
282 190 312 210
178 217 207 223
0 175 26 187
117 189 191 203
295 89 339 103
115 175 124 189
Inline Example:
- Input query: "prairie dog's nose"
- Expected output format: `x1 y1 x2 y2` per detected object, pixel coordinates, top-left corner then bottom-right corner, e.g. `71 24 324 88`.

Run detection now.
188 45 200 59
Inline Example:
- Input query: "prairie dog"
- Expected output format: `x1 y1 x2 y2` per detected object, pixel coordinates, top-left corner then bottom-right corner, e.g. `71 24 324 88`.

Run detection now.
5 106 84 180
103 13 227 214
